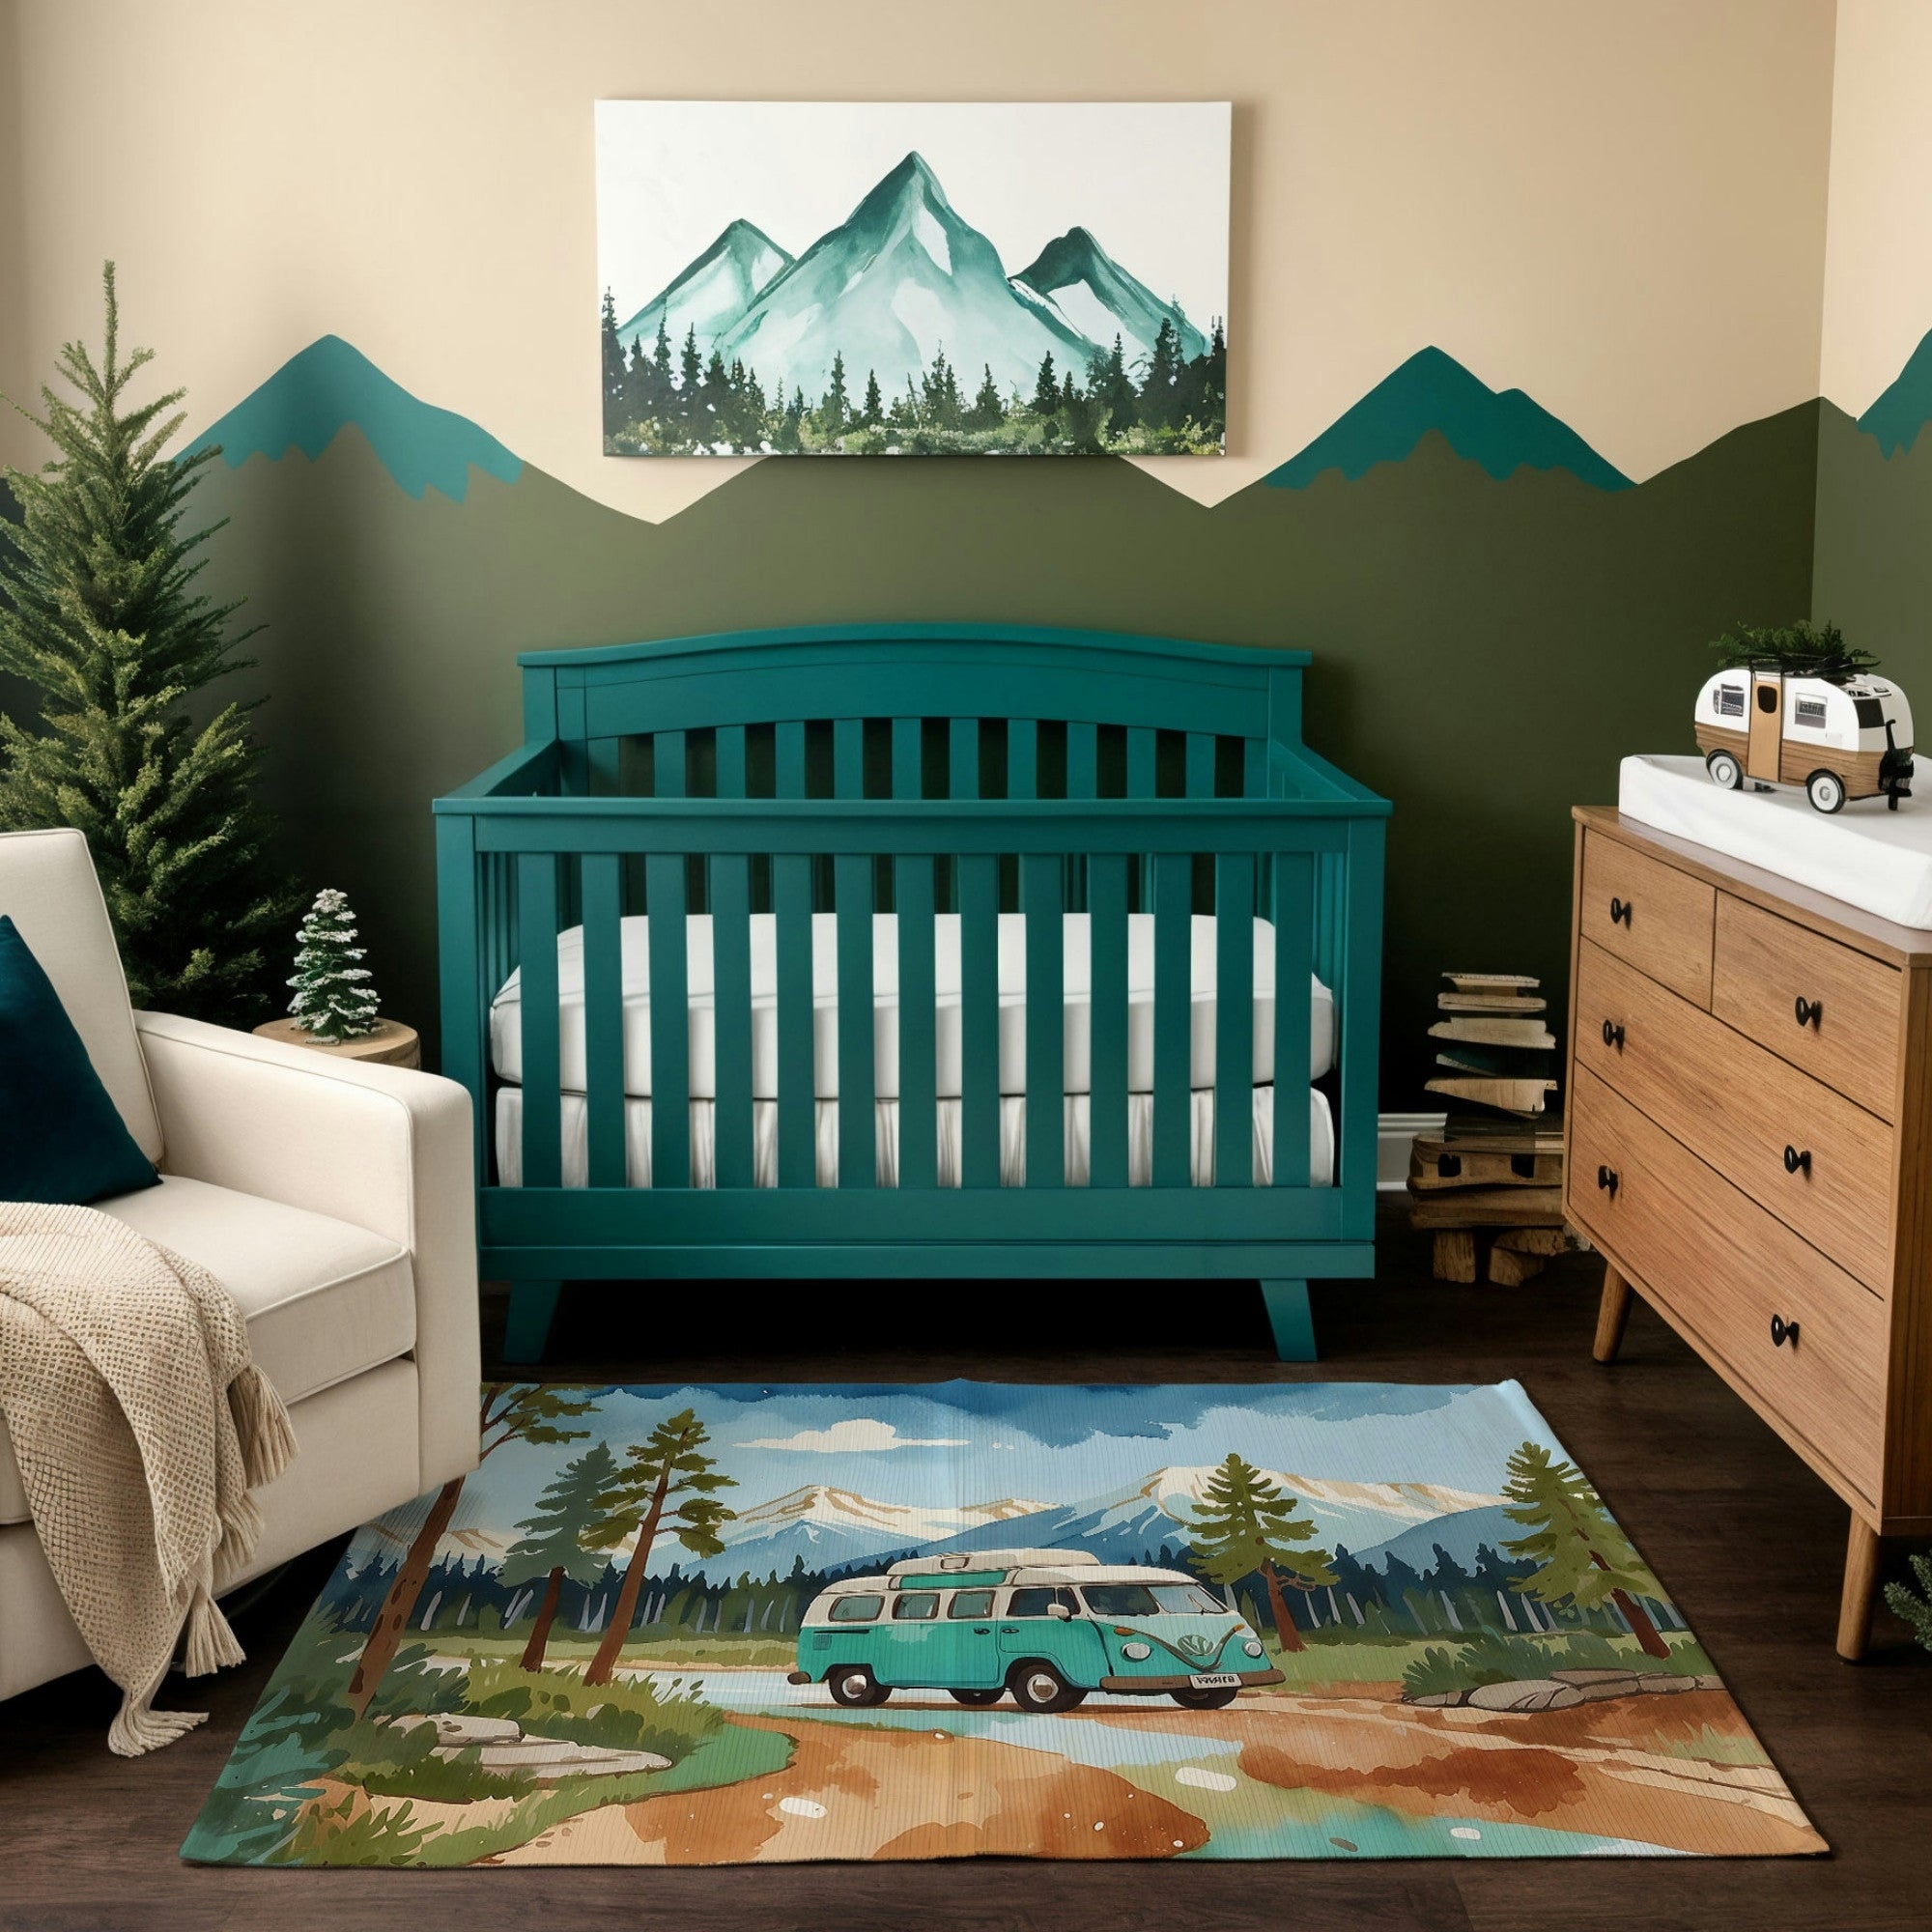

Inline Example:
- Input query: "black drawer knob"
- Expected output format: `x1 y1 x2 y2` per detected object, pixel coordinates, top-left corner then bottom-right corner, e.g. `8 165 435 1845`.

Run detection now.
1601 1019 1625 1051
1608 896 1633 927
1770 1313 1800 1349
1597 1164 1619 1197
1794 995 1822 1029
1783 1144 1812 1176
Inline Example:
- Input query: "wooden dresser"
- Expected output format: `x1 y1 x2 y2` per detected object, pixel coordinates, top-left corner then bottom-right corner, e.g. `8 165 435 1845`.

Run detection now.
1564 807 1932 1658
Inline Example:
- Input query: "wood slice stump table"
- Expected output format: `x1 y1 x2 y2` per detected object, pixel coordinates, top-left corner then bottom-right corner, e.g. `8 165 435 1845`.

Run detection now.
251 1016 421 1069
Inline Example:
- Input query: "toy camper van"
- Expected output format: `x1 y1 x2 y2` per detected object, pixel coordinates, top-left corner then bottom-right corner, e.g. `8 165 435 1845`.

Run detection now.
1694 667 1914 812
788 1548 1285 1713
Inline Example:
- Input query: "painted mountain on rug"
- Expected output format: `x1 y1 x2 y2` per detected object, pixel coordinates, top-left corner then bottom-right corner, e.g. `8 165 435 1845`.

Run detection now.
706 1483 1047 1575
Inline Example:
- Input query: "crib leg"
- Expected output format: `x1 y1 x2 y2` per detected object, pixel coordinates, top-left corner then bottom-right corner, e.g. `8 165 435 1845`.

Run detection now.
502 1280 562 1364
1260 1279 1317 1362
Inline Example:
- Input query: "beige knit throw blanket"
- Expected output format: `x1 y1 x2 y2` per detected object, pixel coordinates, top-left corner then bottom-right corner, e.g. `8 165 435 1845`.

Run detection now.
0 1203 297 1755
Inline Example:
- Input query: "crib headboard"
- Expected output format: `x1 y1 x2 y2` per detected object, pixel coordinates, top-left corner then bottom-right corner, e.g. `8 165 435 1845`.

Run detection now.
514 623 1355 806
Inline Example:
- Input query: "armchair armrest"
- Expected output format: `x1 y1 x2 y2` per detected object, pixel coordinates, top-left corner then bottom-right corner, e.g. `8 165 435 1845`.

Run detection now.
133 1010 481 1490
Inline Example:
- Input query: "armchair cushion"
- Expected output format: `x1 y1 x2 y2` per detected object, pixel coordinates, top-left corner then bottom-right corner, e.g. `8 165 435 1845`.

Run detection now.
0 914 158 1204
0 1176 414 1526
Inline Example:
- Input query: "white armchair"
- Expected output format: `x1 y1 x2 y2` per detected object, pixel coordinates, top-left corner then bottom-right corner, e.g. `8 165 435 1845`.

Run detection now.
0 828 480 1704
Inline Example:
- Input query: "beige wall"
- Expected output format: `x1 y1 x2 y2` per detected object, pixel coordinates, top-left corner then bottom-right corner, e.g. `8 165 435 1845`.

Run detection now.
2 0 1834 518
1819 0 1932 412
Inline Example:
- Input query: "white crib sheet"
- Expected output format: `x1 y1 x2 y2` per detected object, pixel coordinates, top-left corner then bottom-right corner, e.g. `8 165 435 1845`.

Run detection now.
495 1082 1335 1189
491 912 1335 1100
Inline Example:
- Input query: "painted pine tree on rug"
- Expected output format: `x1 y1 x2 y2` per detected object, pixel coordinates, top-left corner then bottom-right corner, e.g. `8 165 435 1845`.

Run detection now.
1184 1452 1337 1653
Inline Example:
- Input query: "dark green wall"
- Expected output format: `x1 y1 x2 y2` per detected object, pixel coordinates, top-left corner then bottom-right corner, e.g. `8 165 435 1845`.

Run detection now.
191 404 1819 1097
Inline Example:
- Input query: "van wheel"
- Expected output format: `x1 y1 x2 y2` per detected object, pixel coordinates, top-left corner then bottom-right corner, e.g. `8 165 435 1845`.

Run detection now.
1171 1686 1240 1710
827 1666 890 1708
949 1688 1004 1706
1806 770 1847 813
1706 749 1744 790
1007 1661 1087 1714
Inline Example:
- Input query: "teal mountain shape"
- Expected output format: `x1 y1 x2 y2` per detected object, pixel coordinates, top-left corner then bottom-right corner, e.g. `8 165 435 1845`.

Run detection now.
1012 225 1208 364
1856 326 1932 457
185 335 523 502
616 218 792 355
1265 346 1632 492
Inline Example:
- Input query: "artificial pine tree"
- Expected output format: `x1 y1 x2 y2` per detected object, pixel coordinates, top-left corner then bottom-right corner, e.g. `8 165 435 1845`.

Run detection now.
1883 1551 1932 1653
0 265 296 1020
287 888 382 1042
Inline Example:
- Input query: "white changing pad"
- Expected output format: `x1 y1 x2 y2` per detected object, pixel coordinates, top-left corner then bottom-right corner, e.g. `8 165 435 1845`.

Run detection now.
491 912 1335 1100
1618 753 1932 929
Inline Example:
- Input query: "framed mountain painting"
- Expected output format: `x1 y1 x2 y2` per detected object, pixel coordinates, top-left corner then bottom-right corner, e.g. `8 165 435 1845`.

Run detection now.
595 100 1230 457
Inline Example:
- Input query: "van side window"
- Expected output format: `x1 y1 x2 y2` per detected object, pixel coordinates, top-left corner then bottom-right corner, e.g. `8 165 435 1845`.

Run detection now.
1717 685 1746 718
947 1589 996 1619
1795 696 1828 728
827 1595 883 1623
893 1592 941 1621
1009 1586 1079 1618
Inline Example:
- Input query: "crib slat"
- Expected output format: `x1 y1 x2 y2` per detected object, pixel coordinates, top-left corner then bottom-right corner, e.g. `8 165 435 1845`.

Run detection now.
516 854 562 1189
1215 853 1255 1187
711 851 754 1189
582 854 625 1188
958 853 1001 1187
1088 852 1129 1189
1273 851 1315 1189
645 853 690 1187
774 849 814 1187
716 724 748 798
776 721 808 799
835 853 875 1189
655 730 687 798
1126 727 1157 798
895 854 937 1189
1184 731 1216 799
1022 854 1065 1187
892 718 922 799
1066 723 1098 798
1151 851 1192 1187
834 717 864 799
1009 720 1038 799
949 719 980 798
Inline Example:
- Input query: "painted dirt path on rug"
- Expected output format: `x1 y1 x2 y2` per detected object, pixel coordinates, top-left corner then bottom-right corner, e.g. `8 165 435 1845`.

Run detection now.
487 1686 1823 1863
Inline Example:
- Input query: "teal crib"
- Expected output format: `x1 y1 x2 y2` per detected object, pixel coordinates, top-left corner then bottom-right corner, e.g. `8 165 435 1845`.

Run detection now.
433 624 1388 1363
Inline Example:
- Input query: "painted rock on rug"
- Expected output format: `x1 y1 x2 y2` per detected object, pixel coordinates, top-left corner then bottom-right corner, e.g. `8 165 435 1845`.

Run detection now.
1466 1678 1587 1713
388 1713 671 1781
392 1714 523 1747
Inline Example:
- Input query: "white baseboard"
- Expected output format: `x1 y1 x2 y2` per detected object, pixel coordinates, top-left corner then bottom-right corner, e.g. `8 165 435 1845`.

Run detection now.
1377 1111 1445 1190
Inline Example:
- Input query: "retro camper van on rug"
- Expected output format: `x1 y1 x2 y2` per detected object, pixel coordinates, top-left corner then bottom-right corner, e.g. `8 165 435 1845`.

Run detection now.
1694 666 1915 812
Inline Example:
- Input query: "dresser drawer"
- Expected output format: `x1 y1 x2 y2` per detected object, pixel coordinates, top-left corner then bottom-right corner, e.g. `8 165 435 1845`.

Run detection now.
1712 895 1901 1121
1576 939 1895 1293
1569 1067 1886 1504
1579 831 1715 1006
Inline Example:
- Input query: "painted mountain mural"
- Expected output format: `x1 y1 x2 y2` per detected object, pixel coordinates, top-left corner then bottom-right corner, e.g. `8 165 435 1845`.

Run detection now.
600 152 1226 458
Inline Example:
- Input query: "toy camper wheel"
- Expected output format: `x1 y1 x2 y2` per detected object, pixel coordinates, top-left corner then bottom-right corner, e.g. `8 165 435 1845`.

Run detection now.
1705 749 1744 790
1007 1661 1087 1713
949 1688 1005 1706
827 1665 891 1708
1806 770 1847 814
1172 1685 1240 1710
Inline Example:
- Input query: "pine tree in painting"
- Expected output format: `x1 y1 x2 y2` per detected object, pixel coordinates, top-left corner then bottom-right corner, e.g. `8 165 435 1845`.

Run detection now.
1184 1453 1336 1653
1140 316 1181 428
967 362 1004 430
583 1409 738 1687
599 289 627 437
1094 333 1137 435
344 1385 597 1719
860 368 883 427
0 264 296 1020
1499 1440 1671 1659
1031 352 1060 417
500 1441 618 1673
817 350 850 434
286 888 382 1042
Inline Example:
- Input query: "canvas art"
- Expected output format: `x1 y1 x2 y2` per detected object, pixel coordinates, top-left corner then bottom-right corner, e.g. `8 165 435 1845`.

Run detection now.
595 101 1230 457
185 1380 1821 1867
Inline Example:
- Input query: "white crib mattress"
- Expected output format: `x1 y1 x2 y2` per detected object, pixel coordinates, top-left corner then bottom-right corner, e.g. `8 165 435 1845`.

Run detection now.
495 1082 1335 1190
491 912 1335 1100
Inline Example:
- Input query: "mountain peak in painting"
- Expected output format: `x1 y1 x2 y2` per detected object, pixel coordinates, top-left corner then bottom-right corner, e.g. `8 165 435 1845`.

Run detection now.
1265 346 1633 491
184 334 522 502
716 151 1096 407
615 217 792 355
1855 325 1932 457
1014 225 1208 364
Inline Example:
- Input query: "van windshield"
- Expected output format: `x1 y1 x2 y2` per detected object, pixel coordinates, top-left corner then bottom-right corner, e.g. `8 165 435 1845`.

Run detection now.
1082 1583 1230 1617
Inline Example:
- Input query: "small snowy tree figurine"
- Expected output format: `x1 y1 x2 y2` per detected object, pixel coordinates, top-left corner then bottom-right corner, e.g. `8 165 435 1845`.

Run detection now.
287 889 382 1043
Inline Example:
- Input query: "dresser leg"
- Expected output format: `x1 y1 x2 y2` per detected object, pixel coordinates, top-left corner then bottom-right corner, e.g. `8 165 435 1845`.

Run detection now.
1837 1515 1883 1662
1592 1262 1634 1364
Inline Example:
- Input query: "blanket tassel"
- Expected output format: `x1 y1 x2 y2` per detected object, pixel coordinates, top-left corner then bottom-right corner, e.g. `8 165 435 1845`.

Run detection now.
229 1364 297 1490
183 1586 247 1678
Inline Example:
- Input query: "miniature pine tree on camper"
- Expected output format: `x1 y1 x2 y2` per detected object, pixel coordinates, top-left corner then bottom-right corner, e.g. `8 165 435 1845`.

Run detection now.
1499 1440 1671 1660
286 888 382 1042
582 1409 738 1688
1708 618 1879 682
0 262 296 1020
500 1440 619 1672
1184 1452 1337 1654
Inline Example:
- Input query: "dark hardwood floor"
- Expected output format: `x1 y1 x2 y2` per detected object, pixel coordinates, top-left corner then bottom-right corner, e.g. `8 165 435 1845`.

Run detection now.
5 1200 1930 1932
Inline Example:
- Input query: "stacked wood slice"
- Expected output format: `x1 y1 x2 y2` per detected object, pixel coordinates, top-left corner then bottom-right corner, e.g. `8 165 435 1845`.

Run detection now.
1407 972 1579 1285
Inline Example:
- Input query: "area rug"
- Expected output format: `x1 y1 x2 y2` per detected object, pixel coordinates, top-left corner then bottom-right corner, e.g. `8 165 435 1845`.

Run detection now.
183 1379 1824 1865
